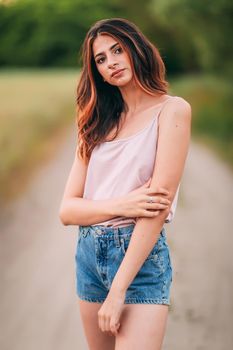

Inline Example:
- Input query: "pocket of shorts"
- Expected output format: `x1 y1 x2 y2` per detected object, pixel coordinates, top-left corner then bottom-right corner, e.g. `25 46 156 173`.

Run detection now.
120 235 162 261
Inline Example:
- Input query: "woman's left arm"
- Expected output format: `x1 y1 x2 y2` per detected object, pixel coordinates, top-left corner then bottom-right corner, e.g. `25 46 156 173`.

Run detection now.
111 96 192 293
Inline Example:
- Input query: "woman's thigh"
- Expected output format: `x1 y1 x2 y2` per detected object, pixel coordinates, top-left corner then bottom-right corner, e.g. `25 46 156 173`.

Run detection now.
115 304 168 350
78 299 115 350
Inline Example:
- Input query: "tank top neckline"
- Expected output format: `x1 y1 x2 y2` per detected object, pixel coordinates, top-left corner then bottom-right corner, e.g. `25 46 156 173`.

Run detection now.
102 95 176 144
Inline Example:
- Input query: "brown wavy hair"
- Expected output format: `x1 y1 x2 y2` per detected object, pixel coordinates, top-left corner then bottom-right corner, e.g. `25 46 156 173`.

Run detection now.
76 18 169 164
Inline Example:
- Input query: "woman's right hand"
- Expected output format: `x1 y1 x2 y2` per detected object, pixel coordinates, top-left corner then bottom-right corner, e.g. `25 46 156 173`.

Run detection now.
117 178 171 218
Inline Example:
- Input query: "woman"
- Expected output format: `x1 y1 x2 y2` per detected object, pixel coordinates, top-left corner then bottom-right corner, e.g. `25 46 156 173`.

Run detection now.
59 18 191 350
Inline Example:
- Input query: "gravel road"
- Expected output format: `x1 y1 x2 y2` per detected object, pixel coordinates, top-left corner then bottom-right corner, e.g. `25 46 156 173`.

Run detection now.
0 126 232 350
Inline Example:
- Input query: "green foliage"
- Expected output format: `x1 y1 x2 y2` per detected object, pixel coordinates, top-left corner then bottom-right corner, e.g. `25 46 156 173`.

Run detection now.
170 74 233 166
0 0 122 67
150 0 233 76
0 68 77 202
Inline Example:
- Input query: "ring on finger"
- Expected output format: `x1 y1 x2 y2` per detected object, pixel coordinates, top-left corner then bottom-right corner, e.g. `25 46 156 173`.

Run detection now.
148 196 155 203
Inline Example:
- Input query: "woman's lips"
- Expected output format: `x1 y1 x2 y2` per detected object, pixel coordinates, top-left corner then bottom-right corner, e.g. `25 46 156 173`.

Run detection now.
111 69 125 78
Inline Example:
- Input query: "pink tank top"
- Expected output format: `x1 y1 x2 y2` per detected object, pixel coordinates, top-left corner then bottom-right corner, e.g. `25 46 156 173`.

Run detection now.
83 96 180 227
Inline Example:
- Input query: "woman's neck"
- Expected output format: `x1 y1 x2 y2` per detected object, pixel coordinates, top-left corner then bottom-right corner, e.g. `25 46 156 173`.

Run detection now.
118 80 165 115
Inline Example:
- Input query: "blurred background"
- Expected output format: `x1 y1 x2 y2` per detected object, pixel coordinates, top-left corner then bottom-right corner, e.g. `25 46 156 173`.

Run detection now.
0 0 232 349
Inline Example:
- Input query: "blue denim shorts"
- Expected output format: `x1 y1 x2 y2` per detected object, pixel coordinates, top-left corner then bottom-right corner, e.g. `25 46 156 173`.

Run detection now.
75 224 172 305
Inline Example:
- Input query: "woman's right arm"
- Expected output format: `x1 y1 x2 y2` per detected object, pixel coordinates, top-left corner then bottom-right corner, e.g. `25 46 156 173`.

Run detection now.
59 148 120 226
59 149 170 226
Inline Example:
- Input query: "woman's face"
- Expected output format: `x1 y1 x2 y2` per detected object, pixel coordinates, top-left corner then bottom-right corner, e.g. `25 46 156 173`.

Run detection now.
92 34 133 87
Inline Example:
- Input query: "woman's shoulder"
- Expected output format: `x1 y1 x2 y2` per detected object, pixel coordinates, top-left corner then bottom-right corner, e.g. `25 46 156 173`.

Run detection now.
167 95 192 111
159 95 192 125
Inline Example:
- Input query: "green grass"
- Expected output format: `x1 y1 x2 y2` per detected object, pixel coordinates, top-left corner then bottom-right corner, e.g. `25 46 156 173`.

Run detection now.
0 68 79 204
169 74 233 169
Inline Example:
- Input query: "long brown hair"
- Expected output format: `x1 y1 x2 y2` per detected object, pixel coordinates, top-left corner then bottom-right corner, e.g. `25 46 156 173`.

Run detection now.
76 18 169 164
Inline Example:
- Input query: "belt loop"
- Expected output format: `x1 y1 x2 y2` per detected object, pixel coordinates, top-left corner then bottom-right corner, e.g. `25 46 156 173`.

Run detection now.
78 226 83 237
114 227 121 248
80 226 90 238
83 227 88 237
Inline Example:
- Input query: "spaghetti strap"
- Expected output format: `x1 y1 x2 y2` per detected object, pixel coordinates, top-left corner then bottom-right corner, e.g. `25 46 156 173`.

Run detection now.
157 95 176 123
154 95 177 150
159 95 176 111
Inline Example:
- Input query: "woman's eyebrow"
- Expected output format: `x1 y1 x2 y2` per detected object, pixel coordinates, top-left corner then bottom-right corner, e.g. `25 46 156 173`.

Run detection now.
94 43 119 59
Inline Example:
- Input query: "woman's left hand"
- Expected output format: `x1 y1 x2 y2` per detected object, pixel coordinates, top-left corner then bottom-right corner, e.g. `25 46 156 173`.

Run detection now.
98 288 126 336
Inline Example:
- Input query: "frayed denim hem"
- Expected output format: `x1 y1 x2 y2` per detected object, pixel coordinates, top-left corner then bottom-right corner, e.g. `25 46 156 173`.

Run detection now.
125 298 170 305
77 294 170 306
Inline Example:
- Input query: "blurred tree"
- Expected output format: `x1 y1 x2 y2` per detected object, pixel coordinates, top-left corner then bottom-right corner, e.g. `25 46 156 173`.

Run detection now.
0 0 122 66
149 0 233 76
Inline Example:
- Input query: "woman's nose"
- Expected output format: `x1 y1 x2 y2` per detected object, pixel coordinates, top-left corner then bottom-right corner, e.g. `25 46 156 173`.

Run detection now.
107 60 118 69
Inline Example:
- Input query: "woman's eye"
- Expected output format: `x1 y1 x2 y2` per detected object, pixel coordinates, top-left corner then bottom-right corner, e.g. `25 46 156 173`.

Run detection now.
115 47 122 54
96 57 105 64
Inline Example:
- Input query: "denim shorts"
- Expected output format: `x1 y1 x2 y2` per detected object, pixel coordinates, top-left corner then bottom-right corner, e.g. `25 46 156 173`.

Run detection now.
75 224 172 305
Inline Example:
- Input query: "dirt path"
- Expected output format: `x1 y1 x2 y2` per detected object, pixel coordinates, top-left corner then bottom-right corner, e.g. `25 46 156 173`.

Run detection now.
0 127 232 350
164 141 233 349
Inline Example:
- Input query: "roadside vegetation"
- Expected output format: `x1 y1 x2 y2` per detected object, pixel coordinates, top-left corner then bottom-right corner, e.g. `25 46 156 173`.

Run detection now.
170 74 233 168
0 69 78 203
